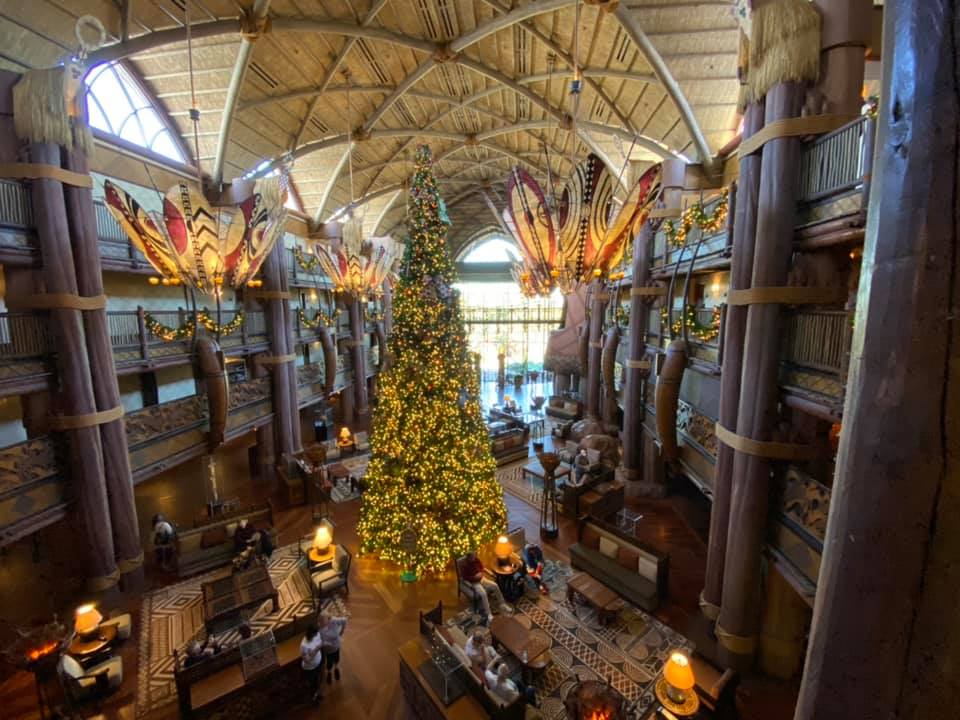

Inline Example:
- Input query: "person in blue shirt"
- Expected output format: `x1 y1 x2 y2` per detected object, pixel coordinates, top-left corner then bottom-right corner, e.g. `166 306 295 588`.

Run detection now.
522 543 548 595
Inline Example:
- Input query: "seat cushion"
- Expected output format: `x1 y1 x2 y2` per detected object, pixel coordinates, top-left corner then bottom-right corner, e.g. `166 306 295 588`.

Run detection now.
60 654 84 679
312 568 339 586
101 613 132 640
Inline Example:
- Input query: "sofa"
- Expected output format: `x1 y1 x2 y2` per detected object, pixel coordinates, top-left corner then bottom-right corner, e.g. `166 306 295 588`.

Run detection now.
568 518 668 612
175 504 278 578
544 396 583 421
490 426 529 466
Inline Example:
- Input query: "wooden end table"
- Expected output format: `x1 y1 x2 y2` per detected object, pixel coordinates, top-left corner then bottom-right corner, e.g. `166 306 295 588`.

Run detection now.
566 572 624 625
489 615 551 684
492 560 523 602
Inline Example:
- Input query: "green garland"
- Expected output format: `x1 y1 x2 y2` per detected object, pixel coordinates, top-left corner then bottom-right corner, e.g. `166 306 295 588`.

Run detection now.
659 305 722 343
664 189 729 248
298 307 340 329
293 246 322 273
144 309 245 342
364 307 385 323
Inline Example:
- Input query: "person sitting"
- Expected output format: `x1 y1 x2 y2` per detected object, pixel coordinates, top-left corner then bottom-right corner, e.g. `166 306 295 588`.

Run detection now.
522 543 548 595
234 518 274 558
184 637 221 668
573 448 590 485
524 687 545 720
152 513 176 570
460 551 508 624
465 627 499 667
484 657 520 705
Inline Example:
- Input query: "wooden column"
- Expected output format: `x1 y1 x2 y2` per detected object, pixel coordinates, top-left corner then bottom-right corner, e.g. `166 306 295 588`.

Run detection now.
584 280 609 419
601 324 620 428
262 242 300 459
348 296 369 418
796 1 960 715
339 384 354 428
25 142 118 589
255 419 275 481
759 565 810 679
812 0 872 115
620 223 654 481
63 145 143 583
702 102 765 620
717 81 806 667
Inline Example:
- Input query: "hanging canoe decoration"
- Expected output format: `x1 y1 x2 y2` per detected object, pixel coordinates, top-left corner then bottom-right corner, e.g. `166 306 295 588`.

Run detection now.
103 175 288 295
313 217 400 299
504 158 662 295
655 339 688 463
195 336 228 450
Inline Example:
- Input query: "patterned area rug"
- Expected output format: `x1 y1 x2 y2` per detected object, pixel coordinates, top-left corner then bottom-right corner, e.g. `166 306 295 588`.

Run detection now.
329 454 369 503
497 460 545 509
135 543 346 718
449 560 692 719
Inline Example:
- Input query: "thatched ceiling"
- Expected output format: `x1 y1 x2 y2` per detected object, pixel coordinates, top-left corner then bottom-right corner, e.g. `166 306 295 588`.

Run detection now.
0 0 741 253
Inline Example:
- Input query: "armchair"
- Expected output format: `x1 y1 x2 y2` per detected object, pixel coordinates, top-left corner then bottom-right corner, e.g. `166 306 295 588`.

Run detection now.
309 544 352 605
354 431 370 453
59 653 123 701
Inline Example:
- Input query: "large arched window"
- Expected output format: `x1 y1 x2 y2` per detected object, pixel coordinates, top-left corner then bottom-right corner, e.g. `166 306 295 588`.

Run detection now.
85 62 186 163
459 237 520 263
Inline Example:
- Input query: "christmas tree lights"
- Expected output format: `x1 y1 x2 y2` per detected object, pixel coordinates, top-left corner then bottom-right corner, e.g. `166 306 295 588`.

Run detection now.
357 145 506 577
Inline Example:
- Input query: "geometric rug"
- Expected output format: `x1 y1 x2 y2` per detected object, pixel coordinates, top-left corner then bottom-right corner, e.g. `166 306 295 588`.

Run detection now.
450 560 692 720
135 542 347 717
496 460 545 510
329 454 369 503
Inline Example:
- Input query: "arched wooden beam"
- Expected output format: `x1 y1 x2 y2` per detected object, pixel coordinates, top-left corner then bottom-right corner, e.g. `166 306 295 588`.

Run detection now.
613 4 712 162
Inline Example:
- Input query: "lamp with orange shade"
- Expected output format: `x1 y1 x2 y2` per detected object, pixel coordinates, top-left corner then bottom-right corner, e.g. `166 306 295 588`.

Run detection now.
654 651 699 715
309 520 334 564
74 604 103 639
337 426 353 448
494 535 512 567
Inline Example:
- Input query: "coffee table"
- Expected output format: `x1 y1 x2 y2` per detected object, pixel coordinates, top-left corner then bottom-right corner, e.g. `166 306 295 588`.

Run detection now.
489 615 551 683
566 572 624 625
522 458 571 486
202 565 279 633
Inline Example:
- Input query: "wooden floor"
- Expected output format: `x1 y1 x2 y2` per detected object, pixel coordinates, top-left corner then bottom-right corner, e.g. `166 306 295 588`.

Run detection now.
0 434 799 720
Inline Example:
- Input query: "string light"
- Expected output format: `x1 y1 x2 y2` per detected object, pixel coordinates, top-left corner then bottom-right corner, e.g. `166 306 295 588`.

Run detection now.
357 145 506 577
659 305 722 343
297 307 340 329
664 189 729 248
143 309 245 342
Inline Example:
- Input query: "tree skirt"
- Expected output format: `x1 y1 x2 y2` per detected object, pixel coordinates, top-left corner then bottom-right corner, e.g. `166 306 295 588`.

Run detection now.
135 543 346 717
448 561 692 720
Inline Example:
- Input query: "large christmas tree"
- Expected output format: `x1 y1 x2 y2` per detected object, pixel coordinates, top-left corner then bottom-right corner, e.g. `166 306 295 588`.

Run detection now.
357 145 506 576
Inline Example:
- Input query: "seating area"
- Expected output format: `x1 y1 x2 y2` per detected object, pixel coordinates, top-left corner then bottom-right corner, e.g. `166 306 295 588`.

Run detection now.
174 504 279 578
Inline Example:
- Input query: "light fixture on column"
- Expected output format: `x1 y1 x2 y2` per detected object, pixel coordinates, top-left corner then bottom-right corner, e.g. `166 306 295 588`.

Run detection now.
655 650 700 715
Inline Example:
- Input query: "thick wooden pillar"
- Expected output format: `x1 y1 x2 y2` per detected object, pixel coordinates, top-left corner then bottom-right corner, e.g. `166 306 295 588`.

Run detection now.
262 242 301 458
702 102 765 620
63 145 143 583
584 280 608 419
796 2 960 716
26 142 118 589
812 0 872 115
759 566 809 679
340 384 355 428
601 324 620 428
620 223 655 483
717 81 805 667
255 419 275 480
348 296 369 418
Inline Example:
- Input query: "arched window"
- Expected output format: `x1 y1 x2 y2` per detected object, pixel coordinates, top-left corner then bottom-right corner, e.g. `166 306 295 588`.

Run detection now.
459 237 520 263
85 62 186 163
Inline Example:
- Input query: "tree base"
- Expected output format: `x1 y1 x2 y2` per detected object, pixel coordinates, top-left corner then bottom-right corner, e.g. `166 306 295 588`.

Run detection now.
400 569 418 583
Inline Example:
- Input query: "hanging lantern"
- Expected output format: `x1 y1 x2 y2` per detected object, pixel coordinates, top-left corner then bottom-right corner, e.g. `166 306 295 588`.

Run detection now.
103 175 288 296
312 216 401 299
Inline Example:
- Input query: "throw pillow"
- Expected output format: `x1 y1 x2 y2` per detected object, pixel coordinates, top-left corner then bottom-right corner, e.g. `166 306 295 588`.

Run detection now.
618 545 640 570
581 525 601 550
201 526 228 548
599 536 619 559
225 522 238 536
638 553 659 581
563 401 579 413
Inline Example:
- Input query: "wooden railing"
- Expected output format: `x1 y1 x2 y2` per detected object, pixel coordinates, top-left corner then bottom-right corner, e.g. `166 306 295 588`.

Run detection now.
782 309 849 374
798 116 872 203
0 312 53 358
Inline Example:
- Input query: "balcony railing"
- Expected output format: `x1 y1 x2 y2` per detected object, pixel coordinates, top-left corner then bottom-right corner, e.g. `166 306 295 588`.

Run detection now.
460 305 564 325
782 309 849 375
798 116 872 204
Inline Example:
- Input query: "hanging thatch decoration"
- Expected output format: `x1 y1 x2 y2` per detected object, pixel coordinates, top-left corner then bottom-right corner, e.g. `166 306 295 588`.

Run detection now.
747 0 821 103
12 64 94 155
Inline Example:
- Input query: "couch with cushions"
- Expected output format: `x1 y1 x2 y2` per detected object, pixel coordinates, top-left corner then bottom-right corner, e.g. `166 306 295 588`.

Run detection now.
489 426 529 466
544 396 583 421
569 518 668 612
175 503 278 578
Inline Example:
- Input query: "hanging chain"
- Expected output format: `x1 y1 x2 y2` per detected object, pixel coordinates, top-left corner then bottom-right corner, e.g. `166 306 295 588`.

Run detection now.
345 69 355 214
185 0 202 186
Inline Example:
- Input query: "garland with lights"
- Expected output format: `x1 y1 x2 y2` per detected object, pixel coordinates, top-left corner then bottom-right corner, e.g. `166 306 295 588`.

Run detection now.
293 246 322 273
143 309 245 342
357 145 506 577
364 307 384 323
298 307 340 329
659 305 722 343
664 189 729 248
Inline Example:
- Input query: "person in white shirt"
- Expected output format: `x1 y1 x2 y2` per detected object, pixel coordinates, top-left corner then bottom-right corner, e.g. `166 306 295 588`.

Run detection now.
465 628 499 667
484 658 520 705
300 623 324 702
317 612 348 684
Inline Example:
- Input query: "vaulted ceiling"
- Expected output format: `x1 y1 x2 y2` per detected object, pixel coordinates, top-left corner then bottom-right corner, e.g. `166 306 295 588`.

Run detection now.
0 0 741 253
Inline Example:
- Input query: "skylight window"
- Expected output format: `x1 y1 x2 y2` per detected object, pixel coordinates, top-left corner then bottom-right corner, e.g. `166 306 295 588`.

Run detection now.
460 238 520 263
86 62 185 163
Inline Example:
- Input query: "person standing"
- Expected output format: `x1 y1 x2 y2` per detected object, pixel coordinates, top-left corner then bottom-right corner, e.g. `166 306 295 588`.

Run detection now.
318 612 348 684
300 623 324 702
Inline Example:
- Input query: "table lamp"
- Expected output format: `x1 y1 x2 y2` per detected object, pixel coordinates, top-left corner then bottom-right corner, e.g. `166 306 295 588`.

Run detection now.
663 651 695 704
74 604 103 639
338 426 352 446
313 523 333 554
495 535 512 567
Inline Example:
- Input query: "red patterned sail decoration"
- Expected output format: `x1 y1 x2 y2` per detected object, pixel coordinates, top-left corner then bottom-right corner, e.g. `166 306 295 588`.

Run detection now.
505 167 558 297
313 216 400 298
103 177 287 295
556 153 614 290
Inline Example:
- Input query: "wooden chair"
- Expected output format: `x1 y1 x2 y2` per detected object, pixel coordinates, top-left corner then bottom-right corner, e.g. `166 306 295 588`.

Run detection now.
419 601 443 636
59 653 123 702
